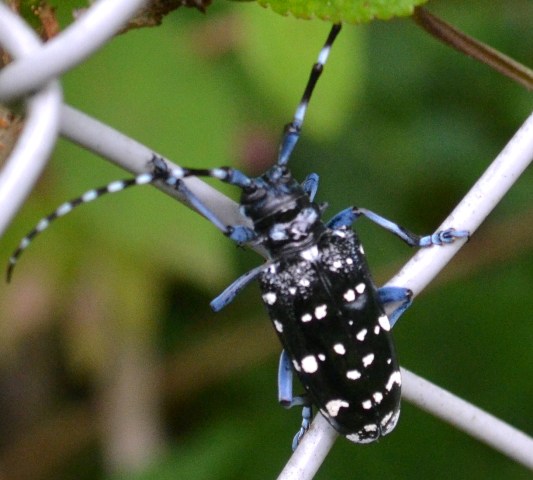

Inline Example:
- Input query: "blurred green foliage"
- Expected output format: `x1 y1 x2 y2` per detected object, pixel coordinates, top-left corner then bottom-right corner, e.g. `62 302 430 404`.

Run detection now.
1 1 532 479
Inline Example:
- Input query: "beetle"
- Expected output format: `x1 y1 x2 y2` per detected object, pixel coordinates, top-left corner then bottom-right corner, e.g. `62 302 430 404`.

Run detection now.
7 24 468 447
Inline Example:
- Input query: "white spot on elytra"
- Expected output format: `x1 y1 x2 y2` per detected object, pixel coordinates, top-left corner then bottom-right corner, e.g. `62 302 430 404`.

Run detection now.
325 399 349 417
333 343 346 355
380 411 393 426
301 313 312 323
355 283 366 294
361 399 372 410
318 353 326 361
386 371 402 391
289 287 297 295
382 410 400 434
362 353 375 367
346 432 362 443
346 425 378 444
373 392 384 404
364 424 378 433
300 245 319 261
301 355 318 373
262 292 277 305
359 244 365 255
378 314 391 331
314 304 327 319
273 319 283 333
356 329 367 341
346 369 361 380
332 260 342 269
374 325 381 335
343 289 355 302
299 278 310 287
346 258 353 265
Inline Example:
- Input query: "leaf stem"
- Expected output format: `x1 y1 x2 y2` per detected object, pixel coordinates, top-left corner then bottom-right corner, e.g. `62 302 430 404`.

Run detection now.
413 7 533 90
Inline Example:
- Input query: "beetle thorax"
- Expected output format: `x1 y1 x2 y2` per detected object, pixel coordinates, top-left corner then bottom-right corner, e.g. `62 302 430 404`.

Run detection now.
240 166 325 256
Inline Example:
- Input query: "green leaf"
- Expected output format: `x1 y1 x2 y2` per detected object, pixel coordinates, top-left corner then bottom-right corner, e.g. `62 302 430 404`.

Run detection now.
254 0 428 24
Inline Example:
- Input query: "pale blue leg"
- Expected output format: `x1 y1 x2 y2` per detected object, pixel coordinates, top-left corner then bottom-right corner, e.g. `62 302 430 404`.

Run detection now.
378 286 413 328
302 173 319 202
210 264 266 311
278 350 313 450
292 406 312 451
169 177 258 245
327 206 469 247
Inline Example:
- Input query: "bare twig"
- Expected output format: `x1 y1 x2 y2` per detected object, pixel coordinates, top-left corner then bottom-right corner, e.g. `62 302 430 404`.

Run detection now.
413 7 533 90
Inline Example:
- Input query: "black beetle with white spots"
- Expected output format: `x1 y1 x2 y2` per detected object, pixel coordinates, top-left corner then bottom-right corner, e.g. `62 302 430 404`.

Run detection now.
7 24 469 449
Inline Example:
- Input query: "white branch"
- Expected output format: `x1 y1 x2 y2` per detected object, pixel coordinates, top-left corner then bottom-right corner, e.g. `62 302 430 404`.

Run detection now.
0 4 62 237
59 105 248 231
0 0 149 103
402 369 533 470
0 0 151 236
